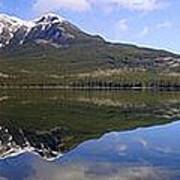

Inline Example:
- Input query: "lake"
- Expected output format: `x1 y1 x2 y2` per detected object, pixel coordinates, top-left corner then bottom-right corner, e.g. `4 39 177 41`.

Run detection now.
0 90 180 180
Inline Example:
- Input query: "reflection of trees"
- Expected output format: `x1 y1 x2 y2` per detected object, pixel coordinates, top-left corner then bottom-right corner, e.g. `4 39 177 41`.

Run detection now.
1 70 180 90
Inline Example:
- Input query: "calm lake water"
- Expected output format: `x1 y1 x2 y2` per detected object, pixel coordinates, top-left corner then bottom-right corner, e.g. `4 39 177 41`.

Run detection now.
0 90 180 180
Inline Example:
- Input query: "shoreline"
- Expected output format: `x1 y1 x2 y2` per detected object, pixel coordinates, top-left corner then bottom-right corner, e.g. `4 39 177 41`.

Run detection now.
0 86 180 91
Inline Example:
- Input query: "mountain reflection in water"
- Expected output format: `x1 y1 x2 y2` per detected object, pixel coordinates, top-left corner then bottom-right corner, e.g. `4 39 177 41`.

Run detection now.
1 121 180 180
0 90 180 180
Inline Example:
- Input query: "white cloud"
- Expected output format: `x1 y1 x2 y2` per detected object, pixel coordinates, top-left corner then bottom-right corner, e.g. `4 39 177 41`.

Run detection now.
27 161 173 180
138 137 148 147
33 0 168 14
117 19 129 32
91 0 168 12
140 27 150 36
33 0 90 13
155 21 172 30
0 177 8 180
139 21 173 37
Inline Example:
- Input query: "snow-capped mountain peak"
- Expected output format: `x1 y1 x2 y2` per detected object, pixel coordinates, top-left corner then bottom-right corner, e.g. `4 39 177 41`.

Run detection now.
0 13 82 48
0 14 35 47
34 13 65 24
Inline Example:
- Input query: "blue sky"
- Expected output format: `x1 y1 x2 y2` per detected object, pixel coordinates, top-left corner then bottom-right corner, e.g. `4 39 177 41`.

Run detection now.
0 0 179 53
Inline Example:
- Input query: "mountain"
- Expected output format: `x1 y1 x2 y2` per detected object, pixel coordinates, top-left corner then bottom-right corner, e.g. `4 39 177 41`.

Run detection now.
0 13 103 48
0 13 180 89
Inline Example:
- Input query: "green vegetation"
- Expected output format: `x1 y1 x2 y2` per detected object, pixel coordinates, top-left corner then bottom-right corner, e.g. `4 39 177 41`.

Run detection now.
0 42 180 89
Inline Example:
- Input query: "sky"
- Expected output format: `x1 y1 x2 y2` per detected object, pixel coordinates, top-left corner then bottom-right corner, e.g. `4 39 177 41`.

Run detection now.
0 0 179 53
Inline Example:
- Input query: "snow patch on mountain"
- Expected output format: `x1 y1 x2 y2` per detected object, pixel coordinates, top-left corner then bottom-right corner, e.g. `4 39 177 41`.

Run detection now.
34 13 65 24
0 23 3 34
0 13 35 31
0 14 35 46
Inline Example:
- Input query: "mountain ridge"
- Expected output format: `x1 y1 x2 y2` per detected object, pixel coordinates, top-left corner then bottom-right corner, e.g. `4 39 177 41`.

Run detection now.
0 13 78 47
0 13 177 54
